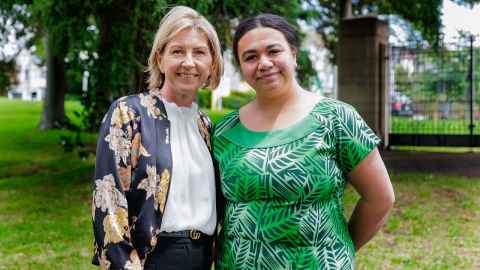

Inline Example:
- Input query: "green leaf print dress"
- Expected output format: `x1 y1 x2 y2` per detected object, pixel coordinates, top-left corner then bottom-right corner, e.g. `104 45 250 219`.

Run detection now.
213 98 380 270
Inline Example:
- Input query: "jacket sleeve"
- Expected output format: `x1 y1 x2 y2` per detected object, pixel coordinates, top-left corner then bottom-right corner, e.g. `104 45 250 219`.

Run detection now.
92 99 142 269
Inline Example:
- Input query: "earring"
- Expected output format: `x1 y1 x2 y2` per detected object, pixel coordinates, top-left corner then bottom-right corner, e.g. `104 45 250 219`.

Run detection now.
203 76 211 88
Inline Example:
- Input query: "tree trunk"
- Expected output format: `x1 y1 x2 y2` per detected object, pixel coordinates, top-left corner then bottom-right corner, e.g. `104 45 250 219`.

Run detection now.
85 8 114 130
97 10 113 102
132 12 149 93
39 32 67 130
89 1 134 129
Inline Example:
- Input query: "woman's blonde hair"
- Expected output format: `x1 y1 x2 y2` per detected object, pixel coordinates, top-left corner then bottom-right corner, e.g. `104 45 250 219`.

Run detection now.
147 6 223 90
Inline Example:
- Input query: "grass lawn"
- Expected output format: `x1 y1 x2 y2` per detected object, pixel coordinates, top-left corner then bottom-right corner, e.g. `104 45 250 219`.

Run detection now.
391 117 480 134
0 98 97 269
349 173 480 269
0 97 479 269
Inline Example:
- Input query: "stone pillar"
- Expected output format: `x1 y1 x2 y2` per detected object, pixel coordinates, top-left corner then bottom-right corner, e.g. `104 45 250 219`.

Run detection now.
337 16 389 148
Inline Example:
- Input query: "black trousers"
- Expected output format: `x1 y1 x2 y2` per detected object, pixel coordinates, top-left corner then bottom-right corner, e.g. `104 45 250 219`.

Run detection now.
144 236 213 270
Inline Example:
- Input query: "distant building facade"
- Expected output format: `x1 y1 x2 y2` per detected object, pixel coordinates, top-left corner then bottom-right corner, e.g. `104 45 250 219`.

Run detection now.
302 28 337 98
8 49 46 101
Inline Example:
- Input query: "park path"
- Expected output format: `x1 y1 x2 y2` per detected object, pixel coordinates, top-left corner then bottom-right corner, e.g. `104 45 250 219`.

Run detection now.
381 150 480 177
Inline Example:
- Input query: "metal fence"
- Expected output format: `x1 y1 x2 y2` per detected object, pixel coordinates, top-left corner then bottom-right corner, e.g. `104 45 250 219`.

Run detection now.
389 36 480 146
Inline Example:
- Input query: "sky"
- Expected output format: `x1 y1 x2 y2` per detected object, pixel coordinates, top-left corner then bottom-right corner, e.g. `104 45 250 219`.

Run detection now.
442 0 480 42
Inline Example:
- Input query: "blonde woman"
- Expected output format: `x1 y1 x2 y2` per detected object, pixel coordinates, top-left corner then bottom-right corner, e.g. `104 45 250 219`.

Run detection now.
92 6 223 270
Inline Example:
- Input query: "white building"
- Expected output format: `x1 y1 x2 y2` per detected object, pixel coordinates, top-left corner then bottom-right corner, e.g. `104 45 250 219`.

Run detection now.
7 49 46 101
302 29 337 97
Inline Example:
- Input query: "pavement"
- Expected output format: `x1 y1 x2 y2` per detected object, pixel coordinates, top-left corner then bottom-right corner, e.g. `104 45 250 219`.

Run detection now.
381 150 480 177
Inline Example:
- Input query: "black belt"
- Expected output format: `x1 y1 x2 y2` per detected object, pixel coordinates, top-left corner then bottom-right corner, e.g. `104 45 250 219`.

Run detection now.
158 230 211 240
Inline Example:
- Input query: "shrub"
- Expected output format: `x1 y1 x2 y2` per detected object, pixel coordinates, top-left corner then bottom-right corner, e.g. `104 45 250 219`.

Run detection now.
197 89 212 108
222 90 256 110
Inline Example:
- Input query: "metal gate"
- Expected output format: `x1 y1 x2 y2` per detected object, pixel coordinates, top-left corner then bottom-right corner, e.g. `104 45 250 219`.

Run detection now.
388 36 480 147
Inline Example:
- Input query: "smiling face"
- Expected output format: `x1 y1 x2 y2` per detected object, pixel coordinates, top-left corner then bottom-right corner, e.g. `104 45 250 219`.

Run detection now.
237 27 297 95
159 28 213 104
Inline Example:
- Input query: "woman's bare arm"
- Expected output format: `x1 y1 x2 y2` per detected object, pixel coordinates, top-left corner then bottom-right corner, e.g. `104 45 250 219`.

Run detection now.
347 148 395 251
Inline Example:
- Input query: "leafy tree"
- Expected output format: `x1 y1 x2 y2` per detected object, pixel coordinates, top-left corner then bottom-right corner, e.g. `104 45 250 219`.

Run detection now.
0 60 17 96
81 0 161 130
66 0 318 130
304 0 446 63
452 0 480 7
4 0 479 131
0 1 91 129
305 0 480 64
0 8 28 96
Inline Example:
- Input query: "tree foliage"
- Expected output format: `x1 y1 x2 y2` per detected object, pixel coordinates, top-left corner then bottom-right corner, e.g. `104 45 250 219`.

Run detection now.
2 0 479 130
452 0 480 7
0 60 17 96
305 0 447 63
0 0 93 128
2 0 316 130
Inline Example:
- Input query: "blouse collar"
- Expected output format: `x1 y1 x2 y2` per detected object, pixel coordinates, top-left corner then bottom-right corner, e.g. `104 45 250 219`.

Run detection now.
149 88 198 117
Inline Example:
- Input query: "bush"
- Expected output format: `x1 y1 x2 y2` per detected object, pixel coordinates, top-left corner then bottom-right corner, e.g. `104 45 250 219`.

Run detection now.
197 89 212 108
222 90 256 110
198 89 256 110
207 110 231 124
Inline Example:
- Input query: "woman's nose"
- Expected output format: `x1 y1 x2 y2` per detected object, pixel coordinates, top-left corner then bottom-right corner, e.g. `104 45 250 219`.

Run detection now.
258 55 273 70
182 53 195 67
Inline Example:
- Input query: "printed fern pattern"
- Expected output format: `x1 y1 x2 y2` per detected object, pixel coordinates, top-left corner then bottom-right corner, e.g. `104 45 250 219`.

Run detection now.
213 99 380 270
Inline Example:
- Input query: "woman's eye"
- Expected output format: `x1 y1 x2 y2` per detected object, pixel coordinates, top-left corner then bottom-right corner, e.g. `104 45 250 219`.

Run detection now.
244 55 256 62
194 50 207 56
172 49 183 55
269 50 280 55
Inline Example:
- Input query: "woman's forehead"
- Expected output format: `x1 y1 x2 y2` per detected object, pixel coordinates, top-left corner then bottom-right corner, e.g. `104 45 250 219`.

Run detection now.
166 28 210 47
238 27 289 52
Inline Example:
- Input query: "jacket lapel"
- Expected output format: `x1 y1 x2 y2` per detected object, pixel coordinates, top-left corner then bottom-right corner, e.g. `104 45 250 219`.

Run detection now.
151 94 173 215
197 111 212 151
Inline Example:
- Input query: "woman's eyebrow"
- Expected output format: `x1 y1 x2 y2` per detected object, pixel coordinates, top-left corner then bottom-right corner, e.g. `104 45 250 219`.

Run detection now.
266 43 283 49
241 49 256 57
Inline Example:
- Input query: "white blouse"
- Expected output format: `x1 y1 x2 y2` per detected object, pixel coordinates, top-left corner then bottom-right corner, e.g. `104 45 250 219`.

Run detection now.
159 99 217 235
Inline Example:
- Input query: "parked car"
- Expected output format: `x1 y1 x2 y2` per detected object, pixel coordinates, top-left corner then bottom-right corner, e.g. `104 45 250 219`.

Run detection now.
391 91 413 117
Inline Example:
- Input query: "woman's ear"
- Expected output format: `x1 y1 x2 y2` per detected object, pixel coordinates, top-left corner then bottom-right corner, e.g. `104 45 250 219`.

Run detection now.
291 47 298 68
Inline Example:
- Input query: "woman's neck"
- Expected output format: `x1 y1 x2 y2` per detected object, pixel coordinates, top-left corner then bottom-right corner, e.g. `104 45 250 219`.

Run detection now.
253 82 303 114
158 86 195 108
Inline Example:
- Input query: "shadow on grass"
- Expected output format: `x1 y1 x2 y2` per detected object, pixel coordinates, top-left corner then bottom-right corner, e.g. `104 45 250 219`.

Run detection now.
0 161 96 269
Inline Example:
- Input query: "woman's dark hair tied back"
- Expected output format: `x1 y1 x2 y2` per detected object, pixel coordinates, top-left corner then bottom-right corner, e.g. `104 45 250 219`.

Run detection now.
232 13 300 65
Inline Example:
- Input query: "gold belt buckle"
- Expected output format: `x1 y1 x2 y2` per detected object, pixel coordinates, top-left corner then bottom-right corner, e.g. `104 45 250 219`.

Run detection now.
189 230 201 240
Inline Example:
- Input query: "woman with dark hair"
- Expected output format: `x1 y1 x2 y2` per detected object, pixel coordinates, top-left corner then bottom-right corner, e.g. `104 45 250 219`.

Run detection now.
213 14 394 269
92 6 223 270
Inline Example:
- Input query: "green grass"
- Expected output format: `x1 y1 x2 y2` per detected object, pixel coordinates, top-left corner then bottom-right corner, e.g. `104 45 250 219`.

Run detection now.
345 173 480 269
1 97 479 269
391 117 480 134
0 98 96 270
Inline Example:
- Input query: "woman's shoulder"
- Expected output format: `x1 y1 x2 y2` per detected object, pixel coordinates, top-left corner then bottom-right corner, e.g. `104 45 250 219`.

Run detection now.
213 110 239 137
310 96 358 117
109 92 145 110
104 90 169 121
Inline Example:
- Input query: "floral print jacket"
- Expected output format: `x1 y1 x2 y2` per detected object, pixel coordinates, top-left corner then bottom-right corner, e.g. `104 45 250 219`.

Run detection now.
92 90 221 269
